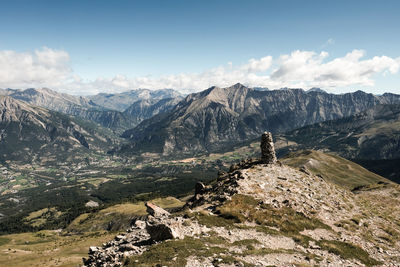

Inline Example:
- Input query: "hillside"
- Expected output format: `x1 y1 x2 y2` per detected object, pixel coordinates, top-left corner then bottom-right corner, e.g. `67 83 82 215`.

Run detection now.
119 83 400 156
281 150 389 189
123 97 182 126
0 134 397 266
273 104 400 182
83 133 400 266
278 104 400 160
4 88 135 132
6 87 96 112
0 95 117 164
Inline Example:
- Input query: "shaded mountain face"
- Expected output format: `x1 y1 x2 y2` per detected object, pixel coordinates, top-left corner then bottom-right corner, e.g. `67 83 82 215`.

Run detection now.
0 96 116 163
276 103 400 163
119 83 400 156
123 97 182 126
88 89 182 111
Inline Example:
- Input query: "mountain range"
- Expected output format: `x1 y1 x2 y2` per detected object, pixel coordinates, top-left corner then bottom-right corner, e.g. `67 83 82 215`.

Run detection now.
0 95 116 164
118 83 400 156
1 87 182 133
278 103 400 160
87 88 182 111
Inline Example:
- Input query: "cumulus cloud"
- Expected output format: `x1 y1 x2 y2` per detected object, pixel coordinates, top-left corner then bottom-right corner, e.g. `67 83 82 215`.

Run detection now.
0 47 399 95
0 47 71 89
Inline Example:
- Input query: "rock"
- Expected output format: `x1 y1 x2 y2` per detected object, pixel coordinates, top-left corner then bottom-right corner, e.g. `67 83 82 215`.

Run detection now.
195 182 206 195
217 171 228 181
89 246 99 254
119 244 139 252
229 163 240 172
299 166 311 175
115 235 125 241
260 132 277 164
145 202 170 218
85 200 99 208
146 223 176 241
146 218 184 241
133 220 146 229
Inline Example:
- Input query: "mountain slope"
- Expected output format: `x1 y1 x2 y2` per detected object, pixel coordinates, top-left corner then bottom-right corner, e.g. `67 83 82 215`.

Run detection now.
277 104 400 160
119 83 400 156
8 87 96 112
85 136 400 267
88 88 182 111
6 88 136 132
0 95 117 163
123 97 182 126
281 150 389 189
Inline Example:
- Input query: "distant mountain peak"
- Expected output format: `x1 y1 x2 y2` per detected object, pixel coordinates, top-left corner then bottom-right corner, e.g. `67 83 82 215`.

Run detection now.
118 85 400 156
307 87 327 93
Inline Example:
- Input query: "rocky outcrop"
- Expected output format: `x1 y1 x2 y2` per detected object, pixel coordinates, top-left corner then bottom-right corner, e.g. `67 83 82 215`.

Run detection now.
83 220 150 267
145 202 170 217
83 204 204 266
84 133 400 267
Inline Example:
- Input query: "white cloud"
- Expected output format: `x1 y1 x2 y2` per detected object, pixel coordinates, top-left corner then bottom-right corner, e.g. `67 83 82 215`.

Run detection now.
0 47 71 89
0 47 399 95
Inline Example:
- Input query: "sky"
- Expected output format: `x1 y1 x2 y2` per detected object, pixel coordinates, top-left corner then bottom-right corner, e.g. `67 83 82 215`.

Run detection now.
0 0 399 95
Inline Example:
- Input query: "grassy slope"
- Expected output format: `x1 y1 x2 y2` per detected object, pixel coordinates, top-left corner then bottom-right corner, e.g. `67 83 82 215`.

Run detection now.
0 230 116 267
281 150 390 189
67 197 184 233
0 197 184 266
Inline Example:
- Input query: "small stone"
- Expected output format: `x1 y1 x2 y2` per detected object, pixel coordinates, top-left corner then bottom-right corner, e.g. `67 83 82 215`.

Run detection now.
299 166 311 175
85 200 99 208
229 163 240 172
195 182 206 195
115 235 125 241
89 246 98 254
134 219 146 229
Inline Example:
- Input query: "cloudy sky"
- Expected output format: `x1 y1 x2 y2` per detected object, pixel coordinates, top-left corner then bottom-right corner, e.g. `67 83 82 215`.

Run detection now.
0 0 399 95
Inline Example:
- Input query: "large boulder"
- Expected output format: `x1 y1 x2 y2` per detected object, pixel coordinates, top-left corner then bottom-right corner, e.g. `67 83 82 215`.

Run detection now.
145 202 170 218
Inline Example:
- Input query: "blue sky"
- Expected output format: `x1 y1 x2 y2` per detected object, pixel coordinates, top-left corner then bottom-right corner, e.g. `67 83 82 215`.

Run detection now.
0 0 399 94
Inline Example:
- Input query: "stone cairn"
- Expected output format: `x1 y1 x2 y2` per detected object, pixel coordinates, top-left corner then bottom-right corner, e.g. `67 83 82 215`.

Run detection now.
260 131 277 164
187 132 278 208
84 133 279 266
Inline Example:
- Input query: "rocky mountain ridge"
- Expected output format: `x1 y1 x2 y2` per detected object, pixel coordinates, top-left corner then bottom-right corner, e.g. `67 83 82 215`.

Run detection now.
277 103 400 160
1 87 184 133
119 83 400 156
0 95 116 163
2 87 137 132
84 133 400 267
88 88 182 112
123 97 182 126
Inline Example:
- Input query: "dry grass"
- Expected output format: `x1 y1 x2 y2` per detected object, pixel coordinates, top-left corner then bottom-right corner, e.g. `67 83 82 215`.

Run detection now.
0 230 116 267
282 150 390 189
